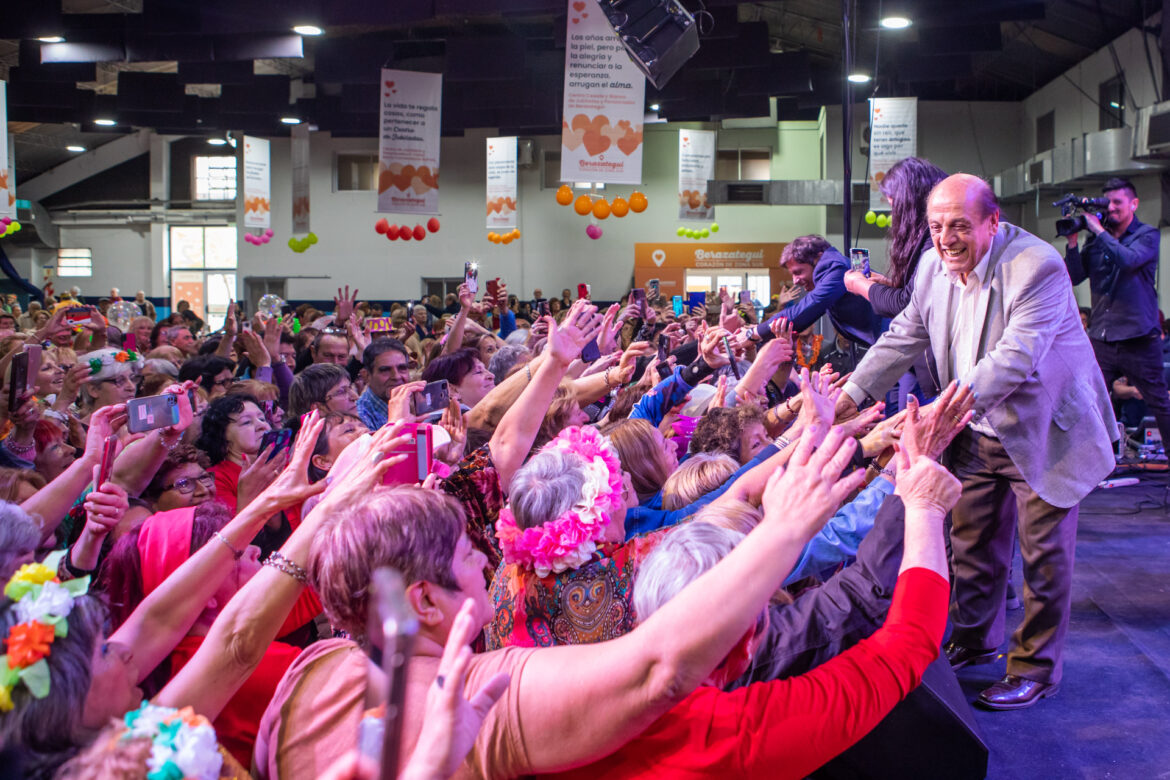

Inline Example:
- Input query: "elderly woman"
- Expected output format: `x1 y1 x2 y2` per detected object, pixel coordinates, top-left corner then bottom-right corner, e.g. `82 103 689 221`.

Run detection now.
604 418 679 507
196 394 277 515
421 347 495 410
688 405 772 465
660 452 738 511
127 315 156 352
76 347 141 424
179 354 236 401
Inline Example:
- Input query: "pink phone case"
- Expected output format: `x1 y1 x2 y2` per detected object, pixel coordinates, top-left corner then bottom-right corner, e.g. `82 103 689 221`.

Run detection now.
381 424 434 485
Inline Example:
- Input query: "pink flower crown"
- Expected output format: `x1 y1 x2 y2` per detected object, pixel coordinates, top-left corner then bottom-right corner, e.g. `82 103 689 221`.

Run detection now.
496 426 625 578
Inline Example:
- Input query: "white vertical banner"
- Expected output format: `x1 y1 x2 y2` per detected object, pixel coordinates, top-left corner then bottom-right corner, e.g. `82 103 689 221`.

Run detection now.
678 128 715 221
0 82 14 220
377 69 442 215
486 136 517 229
560 0 646 185
242 135 271 229
290 124 310 234
868 97 917 211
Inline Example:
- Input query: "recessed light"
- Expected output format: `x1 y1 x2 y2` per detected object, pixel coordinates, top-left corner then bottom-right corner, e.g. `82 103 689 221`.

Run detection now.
292 25 324 36
207 138 228 146
37 36 65 43
847 73 872 83
649 103 660 111
880 16 912 29
66 145 86 153
280 116 302 125
94 118 116 127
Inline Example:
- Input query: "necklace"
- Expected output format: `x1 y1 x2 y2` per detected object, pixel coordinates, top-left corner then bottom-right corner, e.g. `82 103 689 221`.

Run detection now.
795 334 823 369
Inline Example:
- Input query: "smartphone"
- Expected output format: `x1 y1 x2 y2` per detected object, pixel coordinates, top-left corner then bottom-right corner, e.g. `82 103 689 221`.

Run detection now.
124 332 137 351
361 567 418 778
850 248 871 278
672 295 684 317
687 291 706 313
631 287 647 318
464 261 479 295
722 335 742 379
93 434 118 492
262 399 280 422
382 423 434 485
539 300 551 317
647 278 660 299
577 283 590 300
61 306 90 327
581 339 601 363
738 290 752 306
409 380 450 417
241 321 252 333
487 278 501 300
657 340 669 362
259 427 293 462
22 344 42 395
7 351 29 413
126 394 181 434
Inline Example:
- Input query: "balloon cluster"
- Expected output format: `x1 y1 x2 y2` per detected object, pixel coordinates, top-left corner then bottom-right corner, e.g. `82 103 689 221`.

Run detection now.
245 229 274 246
376 217 441 242
287 233 319 253
487 229 521 244
1 217 21 238
676 222 720 240
864 210 891 229
554 184 647 239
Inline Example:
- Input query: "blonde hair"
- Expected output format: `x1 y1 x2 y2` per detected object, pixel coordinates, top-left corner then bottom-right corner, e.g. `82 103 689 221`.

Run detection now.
692 498 762 535
661 452 738 511
227 379 278 402
604 418 675 500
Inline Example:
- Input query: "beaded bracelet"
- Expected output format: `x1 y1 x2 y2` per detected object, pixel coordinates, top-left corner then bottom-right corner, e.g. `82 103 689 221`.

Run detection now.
212 531 243 560
264 551 309 584
774 435 792 450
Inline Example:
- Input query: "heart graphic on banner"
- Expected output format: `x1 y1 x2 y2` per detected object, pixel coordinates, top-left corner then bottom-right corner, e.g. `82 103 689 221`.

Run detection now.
385 80 395 88
571 17 579 23
572 1 586 10
651 249 666 267
582 130 611 156
582 12 588 17
561 122 585 151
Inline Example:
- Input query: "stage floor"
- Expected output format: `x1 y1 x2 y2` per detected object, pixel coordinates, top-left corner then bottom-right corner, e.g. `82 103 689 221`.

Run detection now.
954 470 1170 778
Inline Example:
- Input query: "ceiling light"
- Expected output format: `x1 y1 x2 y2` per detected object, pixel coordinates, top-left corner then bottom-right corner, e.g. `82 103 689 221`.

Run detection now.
649 103 660 111
292 25 324 36
94 118 116 127
280 116 302 125
207 138 228 146
37 36 65 43
66 145 86 153
880 16 912 29
847 73 872 83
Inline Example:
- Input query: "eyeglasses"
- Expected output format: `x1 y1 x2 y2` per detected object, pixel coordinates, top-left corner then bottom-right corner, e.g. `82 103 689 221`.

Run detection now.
325 383 356 401
212 375 235 389
161 472 215 494
98 374 136 389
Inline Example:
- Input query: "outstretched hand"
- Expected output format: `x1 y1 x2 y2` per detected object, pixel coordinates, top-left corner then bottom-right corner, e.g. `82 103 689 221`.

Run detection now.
903 380 975 461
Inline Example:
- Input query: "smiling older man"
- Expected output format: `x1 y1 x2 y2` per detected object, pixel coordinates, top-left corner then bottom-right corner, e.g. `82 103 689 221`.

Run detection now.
836 173 1116 710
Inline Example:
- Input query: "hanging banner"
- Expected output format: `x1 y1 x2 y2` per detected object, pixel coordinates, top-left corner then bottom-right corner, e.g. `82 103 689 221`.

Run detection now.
486 137 517 229
560 0 645 185
242 135 271 229
868 97 917 211
377 69 442 215
291 124 310 234
678 128 715 221
0 82 14 221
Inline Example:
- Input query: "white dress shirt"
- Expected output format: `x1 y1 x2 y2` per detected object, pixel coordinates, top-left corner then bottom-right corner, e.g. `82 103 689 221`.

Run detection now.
946 248 997 437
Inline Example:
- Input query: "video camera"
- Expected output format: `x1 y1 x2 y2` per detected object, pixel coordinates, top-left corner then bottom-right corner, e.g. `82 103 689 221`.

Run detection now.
1053 193 1110 237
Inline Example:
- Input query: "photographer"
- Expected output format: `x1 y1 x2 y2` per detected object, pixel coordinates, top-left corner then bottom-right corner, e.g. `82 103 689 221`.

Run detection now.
1064 177 1170 451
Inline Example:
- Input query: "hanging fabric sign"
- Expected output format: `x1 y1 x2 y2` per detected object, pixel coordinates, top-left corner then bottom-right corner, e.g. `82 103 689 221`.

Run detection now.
0 82 14 221
868 97 917 211
486 136 517 229
678 128 715 221
560 0 646 185
377 69 442 215
242 135 271 229
291 124 310 234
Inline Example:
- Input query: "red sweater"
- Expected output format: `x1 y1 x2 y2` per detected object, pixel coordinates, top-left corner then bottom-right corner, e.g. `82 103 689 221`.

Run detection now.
542 567 948 780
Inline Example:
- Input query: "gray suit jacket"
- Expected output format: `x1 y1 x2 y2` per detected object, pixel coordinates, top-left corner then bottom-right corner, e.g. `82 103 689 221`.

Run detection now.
848 222 1116 509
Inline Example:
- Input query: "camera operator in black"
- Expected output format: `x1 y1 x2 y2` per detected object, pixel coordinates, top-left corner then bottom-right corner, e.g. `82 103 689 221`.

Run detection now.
1064 177 1170 450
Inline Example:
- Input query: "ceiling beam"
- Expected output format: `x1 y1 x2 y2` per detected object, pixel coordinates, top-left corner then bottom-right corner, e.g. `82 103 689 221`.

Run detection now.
19 128 153 202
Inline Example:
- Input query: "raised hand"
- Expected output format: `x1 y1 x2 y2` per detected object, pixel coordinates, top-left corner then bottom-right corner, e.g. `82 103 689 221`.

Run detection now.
316 421 415 512
237 442 290 510
793 367 840 443
457 282 475 311
387 381 427 424
238 328 271 368
83 403 129 462
891 441 962 515
612 341 654 384
597 304 622 354
902 381 975 461
777 283 801 307
435 399 467 465
334 285 360 325
261 410 330 506
546 301 598 366
859 407 906 458
698 326 732 369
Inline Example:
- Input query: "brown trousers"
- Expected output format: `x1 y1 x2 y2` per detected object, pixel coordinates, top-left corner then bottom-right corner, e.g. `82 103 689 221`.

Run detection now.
947 429 1078 684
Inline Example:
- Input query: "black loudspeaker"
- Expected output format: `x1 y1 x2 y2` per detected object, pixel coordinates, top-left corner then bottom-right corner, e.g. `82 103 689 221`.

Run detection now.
811 655 990 780
597 0 700 89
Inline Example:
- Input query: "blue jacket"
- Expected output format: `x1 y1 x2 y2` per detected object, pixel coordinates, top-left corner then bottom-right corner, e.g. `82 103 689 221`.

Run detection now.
756 247 880 346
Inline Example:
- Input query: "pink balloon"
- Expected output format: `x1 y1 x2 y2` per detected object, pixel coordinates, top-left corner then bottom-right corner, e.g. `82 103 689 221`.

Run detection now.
586 224 603 240
264 228 274 238
244 234 255 244
261 235 271 244
0 217 10 226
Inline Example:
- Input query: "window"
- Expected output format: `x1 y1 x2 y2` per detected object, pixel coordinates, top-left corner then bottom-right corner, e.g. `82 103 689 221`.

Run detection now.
57 248 93 277
336 153 379 191
1099 75 1125 131
1036 110 1055 153
168 226 237 331
715 148 771 180
193 156 237 201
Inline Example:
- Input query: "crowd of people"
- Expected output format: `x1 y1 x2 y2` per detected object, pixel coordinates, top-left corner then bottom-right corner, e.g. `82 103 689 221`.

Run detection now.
0 165 1123 779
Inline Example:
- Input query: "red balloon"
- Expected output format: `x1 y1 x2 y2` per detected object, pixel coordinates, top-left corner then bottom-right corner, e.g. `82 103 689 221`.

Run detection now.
413 224 426 241
375 218 389 234
399 228 412 242
427 217 441 233
386 224 400 240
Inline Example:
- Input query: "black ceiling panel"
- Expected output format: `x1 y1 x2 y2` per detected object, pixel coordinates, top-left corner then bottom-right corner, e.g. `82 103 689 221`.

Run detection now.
40 41 126 64
177 61 257 85
125 34 215 63
220 76 291 114
446 36 526 81
117 73 186 113
315 34 397 83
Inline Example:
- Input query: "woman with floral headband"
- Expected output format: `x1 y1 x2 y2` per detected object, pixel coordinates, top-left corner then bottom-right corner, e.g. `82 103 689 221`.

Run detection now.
76 347 141 425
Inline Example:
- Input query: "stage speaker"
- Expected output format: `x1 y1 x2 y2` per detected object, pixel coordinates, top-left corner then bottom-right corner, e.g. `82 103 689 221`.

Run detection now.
810 655 989 780
597 0 700 89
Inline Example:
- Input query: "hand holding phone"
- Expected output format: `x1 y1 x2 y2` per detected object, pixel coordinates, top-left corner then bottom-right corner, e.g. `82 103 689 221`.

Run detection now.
671 295 684 317
631 288 647 318
850 248 871 278
410 380 450 417
259 428 293 462
382 423 434 485
93 434 119 493
7 351 30 413
722 335 742 379
464 261 480 295
126 394 181 434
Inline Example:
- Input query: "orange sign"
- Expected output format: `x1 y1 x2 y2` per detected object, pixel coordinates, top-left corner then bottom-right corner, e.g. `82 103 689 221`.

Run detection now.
633 242 790 297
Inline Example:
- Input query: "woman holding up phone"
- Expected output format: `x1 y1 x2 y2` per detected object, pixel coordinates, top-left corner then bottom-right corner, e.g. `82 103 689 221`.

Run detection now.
195 394 279 517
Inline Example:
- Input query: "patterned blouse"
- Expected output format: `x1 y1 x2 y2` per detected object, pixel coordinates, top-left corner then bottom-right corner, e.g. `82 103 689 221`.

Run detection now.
441 443 507 575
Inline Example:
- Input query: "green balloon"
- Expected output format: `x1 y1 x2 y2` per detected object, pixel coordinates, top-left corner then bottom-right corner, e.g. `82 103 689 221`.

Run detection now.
288 237 298 249
11 223 20 232
307 232 318 244
699 229 710 238
876 214 890 228
865 210 877 225
677 226 687 236
710 223 719 232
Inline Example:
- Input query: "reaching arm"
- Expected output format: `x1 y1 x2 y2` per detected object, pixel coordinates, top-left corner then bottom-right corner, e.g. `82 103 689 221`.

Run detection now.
1089 225 1159 273
441 284 474 357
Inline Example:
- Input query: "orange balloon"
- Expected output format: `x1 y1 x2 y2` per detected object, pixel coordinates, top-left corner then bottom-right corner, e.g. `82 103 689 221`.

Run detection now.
611 197 629 217
502 234 514 244
488 232 500 243
555 184 573 206
629 191 648 213
592 199 611 219
512 229 521 238
574 195 593 215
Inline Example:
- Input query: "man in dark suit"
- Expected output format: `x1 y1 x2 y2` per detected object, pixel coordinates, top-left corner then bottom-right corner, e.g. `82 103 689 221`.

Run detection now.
837 174 1116 709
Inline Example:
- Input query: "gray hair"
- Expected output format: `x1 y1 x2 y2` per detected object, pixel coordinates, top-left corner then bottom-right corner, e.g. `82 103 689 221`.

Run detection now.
488 344 532 385
508 449 586 530
633 522 745 623
504 328 529 346
142 358 179 378
0 501 42 582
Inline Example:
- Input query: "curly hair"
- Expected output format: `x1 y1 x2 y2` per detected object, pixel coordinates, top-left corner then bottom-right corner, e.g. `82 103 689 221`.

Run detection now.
780 235 832 268
141 444 211 501
177 354 236 394
194 393 259 465
688 405 766 462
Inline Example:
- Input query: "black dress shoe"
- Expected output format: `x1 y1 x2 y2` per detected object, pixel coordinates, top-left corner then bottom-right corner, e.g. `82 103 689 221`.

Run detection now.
976 675 1060 710
944 642 998 669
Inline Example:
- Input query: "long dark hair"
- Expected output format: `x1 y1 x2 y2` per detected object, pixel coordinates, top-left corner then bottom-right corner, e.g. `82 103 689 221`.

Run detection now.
880 157 948 288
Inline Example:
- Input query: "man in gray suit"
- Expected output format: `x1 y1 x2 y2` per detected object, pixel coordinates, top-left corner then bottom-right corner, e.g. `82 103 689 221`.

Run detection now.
836 174 1116 709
